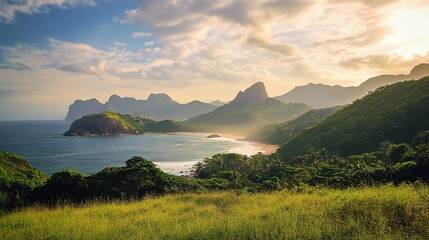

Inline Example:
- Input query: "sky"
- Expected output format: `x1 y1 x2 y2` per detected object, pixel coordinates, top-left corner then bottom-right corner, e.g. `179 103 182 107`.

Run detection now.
0 0 429 120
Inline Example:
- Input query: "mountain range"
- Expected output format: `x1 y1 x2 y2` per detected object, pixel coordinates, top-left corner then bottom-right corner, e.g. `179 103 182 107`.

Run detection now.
65 93 217 121
275 63 429 108
186 82 311 133
66 64 429 122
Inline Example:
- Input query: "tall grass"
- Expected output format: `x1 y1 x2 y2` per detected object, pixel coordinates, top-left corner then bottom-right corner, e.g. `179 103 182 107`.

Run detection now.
0 184 428 239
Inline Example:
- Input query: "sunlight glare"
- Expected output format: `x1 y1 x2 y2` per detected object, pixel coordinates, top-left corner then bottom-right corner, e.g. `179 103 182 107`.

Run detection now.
383 6 429 57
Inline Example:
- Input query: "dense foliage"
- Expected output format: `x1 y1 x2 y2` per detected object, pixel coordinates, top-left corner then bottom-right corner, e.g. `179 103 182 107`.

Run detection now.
0 151 47 211
278 77 429 158
194 132 429 190
29 156 202 205
246 106 342 144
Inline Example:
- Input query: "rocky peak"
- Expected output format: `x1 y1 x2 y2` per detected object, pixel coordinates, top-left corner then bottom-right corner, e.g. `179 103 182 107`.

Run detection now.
231 82 269 105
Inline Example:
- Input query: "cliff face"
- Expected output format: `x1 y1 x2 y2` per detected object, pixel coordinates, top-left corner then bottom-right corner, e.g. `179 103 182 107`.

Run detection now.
65 99 106 122
64 112 146 136
230 82 269 106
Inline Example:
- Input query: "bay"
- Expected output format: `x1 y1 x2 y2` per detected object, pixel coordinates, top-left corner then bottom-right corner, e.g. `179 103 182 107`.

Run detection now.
0 120 263 175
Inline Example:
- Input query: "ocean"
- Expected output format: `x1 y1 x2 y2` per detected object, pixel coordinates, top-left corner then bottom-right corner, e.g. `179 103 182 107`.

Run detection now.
0 120 264 175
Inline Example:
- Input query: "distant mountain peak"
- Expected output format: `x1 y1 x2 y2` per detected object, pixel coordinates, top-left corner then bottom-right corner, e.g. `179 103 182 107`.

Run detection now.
210 100 226 107
108 94 121 102
147 93 175 104
231 82 269 105
409 63 429 78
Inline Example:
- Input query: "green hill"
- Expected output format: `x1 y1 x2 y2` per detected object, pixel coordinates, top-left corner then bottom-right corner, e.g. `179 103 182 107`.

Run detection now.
278 76 429 158
65 111 193 136
186 82 311 134
246 106 343 144
65 111 147 136
0 151 47 210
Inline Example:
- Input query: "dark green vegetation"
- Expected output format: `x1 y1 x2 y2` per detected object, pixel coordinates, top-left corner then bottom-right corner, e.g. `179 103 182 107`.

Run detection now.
31 157 190 204
186 82 311 134
64 111 192 136
0 153 199 211
278 77 429 158
194 132 429 189
0 151 47 211
1 185 428 239
246 106 343 144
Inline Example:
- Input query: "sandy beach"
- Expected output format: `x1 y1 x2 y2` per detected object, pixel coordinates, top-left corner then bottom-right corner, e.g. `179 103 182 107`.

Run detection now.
166 131 279 155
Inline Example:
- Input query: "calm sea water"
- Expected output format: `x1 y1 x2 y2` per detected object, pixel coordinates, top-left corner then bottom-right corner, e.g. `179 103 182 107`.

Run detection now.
0 120 262 175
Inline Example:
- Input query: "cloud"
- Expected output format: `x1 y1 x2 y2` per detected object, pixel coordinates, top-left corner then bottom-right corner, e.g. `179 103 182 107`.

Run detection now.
113 41 127 47
247 34 299 57
59 59 106 75
144 41 154 47
0 62 31 71
0 0 98 23
329 0 401 9
339 52 429 73
121 0 318 56
131 31 152 38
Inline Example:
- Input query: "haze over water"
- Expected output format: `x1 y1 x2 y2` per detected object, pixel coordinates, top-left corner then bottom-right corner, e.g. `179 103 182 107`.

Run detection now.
0 121 263 175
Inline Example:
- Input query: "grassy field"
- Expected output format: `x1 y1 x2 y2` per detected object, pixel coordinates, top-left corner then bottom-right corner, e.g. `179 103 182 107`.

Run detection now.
0 184 428 240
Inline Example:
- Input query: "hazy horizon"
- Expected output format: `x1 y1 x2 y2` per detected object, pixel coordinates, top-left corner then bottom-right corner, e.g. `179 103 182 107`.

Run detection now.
1 0 429 120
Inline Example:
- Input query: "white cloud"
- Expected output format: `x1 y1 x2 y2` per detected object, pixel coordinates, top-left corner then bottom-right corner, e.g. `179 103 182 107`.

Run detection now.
144 41 154 46
0 0 98 23
113 41 127 47
131 31 152 38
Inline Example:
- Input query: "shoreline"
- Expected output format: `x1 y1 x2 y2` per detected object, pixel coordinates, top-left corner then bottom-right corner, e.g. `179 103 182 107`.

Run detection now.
162 131 279 155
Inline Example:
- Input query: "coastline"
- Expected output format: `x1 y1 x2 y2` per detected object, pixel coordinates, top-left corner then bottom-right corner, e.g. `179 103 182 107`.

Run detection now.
164 131 279 155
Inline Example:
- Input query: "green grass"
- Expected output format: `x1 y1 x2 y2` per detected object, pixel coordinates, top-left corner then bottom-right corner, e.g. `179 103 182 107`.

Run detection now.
1 185 428 239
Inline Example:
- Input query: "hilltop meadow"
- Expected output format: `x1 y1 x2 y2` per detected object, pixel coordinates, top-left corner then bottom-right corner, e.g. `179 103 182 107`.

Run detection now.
1 185 428 240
